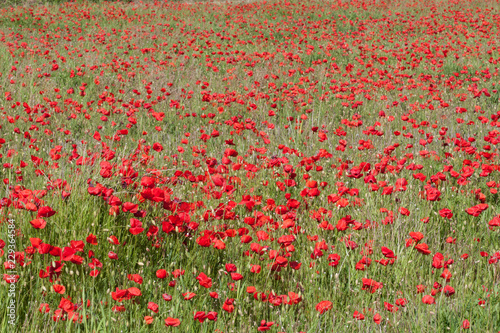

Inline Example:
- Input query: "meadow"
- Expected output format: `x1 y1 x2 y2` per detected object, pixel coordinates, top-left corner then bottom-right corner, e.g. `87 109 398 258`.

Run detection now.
0 0 500 331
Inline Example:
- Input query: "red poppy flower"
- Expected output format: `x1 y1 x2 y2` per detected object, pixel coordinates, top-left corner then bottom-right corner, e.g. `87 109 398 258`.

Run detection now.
422 295 435 304
39 303 50 313
465 204 488 217
196 272 212 288
250 265 261 273
362 278 383 293
230 272 243 281
127 274 143 285
30 218 46 229
415 243 431 255
126 287 141 297
399 207 410 216
258 320 274 331
182 292 196 300
164 317 180 327
53 284 65 294
129 218 144 235
225 263 237 272
86 233 98 245
194 311 207 323
381 246 396 258
432 252 444 269
122 202 139 213
489 215 500 227
206 311 218 321
353 311 365 320
383 302 398 313
156 269 168 279
395 298 407 307
37 206 56 218
440 268 452 281
222 298 235 313
443 285 455 296
315 300 332 314
409 232 424 242
438 208 453 219
148 302 159 313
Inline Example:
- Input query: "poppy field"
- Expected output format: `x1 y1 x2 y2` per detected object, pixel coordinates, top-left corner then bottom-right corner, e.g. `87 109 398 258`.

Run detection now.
1 0 500 331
